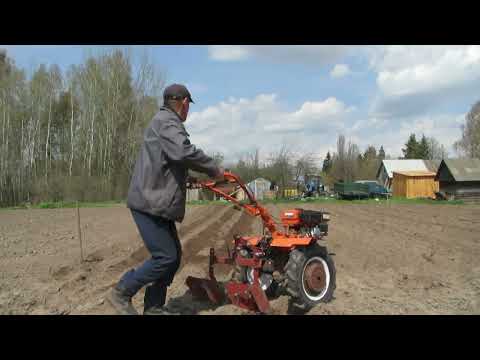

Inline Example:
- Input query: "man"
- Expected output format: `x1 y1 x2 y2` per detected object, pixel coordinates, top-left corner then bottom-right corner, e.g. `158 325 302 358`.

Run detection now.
107 84 223 315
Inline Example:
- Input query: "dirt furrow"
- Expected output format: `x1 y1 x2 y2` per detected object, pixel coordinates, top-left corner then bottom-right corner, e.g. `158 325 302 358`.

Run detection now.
2 202 479 315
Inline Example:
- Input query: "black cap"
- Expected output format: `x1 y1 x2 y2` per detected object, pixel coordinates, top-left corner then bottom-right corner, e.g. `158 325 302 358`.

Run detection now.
163 84 194 104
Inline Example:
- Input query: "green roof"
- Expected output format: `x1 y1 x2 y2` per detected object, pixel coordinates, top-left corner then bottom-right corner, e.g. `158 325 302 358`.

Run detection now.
440 159 480 182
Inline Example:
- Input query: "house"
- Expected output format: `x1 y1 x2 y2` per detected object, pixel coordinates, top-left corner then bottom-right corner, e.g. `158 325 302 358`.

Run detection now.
435 159 480 202
376 159 441 190
392 171 439 199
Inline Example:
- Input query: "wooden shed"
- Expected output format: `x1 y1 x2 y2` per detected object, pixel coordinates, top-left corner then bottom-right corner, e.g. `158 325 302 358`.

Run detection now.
392 171 439 199
376 160 432 190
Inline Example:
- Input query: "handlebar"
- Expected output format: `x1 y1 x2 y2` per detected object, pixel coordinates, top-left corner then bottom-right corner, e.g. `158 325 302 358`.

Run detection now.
201 172 256 204
189 171 277 234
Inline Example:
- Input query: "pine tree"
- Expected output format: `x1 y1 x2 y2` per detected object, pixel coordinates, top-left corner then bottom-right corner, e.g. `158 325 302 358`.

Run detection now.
402 134 419 159
322 151 332 173
378 146 386 160
418 135 431 160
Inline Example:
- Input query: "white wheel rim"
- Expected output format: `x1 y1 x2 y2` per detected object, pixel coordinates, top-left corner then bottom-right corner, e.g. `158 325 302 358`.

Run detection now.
301 256 330 301
247 268 271 291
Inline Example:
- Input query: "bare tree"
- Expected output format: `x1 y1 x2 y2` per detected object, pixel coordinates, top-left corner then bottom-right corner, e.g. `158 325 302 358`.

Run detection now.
331 134 346 181
455 100 480 158
293 152 318 183
427 137 448 159
0 48 166 207
345 141 360 182
264 143 293 190
330 135 362 182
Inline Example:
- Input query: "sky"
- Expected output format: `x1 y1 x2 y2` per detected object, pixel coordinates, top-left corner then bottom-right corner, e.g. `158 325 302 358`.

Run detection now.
1 45 478 165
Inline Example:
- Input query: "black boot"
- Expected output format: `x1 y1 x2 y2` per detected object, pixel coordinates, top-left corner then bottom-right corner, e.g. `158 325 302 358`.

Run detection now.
107 284 138 315
143 283 180 315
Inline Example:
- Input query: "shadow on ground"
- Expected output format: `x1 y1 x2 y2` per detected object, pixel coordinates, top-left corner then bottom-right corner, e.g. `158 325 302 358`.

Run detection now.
166 289 227 315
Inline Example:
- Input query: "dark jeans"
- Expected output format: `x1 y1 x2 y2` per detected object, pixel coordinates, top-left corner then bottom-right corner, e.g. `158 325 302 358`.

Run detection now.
119 209 182 311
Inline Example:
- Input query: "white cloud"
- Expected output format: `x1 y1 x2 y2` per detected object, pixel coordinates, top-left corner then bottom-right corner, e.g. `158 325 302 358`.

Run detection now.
266 97 354 132
208 46 250 61
375 46 480 97
201 46 470 161
330 64 351 78
208 45 353 65
186 94 354 164
351 117 387 132
357 113 464 158
206 46 480 120
187 91 463 163
368 46 480 118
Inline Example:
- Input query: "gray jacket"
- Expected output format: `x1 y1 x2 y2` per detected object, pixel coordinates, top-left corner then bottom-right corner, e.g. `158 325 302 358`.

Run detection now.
126 106 219 222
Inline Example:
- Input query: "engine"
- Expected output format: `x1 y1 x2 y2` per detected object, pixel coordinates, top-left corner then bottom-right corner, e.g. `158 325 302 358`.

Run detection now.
280 208 330 238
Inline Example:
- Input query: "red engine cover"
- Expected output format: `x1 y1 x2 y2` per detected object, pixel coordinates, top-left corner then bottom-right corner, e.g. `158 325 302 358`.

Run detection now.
280 209 303 226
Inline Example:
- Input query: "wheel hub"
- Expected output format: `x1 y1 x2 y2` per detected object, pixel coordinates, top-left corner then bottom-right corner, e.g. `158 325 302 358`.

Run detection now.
303 260 327 294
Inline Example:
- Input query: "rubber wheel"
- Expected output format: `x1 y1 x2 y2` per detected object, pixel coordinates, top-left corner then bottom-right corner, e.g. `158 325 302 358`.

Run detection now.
284 243 336 311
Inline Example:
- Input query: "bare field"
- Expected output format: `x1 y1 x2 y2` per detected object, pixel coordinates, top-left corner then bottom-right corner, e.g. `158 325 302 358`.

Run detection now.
1 202 479 315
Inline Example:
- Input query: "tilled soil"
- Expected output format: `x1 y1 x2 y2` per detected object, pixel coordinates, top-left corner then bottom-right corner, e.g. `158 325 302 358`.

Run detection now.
1 202 479 315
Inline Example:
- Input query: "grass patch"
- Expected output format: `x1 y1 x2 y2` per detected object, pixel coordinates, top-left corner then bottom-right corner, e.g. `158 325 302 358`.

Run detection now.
2 196 466 211
262 196 465 205
1 200 125 210
377 197 465 205
187 196 465 206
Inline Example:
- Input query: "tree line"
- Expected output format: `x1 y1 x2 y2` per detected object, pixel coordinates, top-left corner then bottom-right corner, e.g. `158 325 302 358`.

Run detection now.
0 48 163 207
211 140 387 191
1 46 479 206
223 131 452 191
401 134 448 160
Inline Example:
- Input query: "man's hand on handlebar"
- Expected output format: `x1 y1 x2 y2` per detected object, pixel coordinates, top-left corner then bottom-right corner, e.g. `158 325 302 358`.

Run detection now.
186 168 226 189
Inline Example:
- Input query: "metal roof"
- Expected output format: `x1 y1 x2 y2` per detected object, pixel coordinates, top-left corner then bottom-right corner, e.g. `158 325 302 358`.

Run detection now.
380 160 429 179
440 159 480 182
378 159 442 179
247 178 271 185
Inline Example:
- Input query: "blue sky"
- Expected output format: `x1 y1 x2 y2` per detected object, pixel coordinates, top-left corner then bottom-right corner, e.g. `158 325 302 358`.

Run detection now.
2 45 478 164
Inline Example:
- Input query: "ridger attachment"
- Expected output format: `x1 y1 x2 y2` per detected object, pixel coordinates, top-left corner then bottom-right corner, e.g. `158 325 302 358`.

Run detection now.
185 247 272 314
185 172 336 314
185 248 225 305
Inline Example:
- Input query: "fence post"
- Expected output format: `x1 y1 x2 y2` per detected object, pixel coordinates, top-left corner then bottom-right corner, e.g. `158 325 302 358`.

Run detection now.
76 201 84 262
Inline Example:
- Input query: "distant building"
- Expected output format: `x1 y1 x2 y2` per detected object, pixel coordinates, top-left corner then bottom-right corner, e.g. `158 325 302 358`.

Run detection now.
376 159 441 190
435 159 480 202
392 171 439 199
233 177 272 201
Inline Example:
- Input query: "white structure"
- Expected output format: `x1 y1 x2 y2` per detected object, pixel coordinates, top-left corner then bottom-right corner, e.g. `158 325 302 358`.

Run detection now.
234 178 272 201
186 188 200 201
